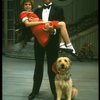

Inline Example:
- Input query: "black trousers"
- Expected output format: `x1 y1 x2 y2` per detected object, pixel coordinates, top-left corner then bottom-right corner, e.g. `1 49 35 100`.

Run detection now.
32 37 59 97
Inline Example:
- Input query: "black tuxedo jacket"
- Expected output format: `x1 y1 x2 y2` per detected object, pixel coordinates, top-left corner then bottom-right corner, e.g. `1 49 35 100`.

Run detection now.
34 4 65 48
34 4 65 21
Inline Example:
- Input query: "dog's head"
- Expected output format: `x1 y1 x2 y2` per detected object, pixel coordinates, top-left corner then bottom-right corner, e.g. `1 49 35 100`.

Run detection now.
52 57 71 74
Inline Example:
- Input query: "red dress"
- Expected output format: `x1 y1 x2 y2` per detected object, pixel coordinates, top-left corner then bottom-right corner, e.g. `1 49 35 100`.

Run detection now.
20 11 59 47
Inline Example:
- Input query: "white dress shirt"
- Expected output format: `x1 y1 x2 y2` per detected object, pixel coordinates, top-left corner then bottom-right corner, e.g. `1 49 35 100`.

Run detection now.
42 2 56 35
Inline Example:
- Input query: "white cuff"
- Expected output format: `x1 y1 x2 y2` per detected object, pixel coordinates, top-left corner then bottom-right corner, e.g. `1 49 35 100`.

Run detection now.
67 43 72 46
22 17 28 22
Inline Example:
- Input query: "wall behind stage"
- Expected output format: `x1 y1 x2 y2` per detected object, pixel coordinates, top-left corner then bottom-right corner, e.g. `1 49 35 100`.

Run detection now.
35 0 98 24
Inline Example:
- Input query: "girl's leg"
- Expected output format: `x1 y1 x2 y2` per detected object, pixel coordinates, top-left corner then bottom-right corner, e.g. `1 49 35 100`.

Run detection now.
57 21 76 54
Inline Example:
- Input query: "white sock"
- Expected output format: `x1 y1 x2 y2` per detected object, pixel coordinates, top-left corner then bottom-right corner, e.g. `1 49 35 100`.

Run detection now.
60 42 76 54
66 43 72 47
66 43 76 54
60 42 65 46
59 42 67 49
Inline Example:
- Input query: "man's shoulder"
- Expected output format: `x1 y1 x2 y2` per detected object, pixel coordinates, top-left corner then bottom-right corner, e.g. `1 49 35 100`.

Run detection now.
52 4 63 10
34 7 42 13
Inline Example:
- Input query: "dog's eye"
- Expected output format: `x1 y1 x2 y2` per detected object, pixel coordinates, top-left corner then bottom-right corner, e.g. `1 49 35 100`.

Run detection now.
64 59 67 62
59 60 61 63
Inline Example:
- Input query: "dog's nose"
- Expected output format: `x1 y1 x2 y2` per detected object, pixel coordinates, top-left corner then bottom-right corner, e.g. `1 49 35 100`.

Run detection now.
61 64 64 68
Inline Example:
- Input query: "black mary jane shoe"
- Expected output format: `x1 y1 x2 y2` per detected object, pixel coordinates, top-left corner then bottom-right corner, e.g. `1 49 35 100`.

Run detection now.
59 48 73 53
58 48 80 61
59 48 74 56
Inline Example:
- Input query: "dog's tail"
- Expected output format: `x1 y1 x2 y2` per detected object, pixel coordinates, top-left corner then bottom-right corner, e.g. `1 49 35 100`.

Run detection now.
71 86 78 99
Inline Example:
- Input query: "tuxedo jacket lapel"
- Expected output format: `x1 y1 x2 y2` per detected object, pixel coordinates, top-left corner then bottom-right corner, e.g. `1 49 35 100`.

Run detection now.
37 8 43 19
35 5 59 20
48 5 55 20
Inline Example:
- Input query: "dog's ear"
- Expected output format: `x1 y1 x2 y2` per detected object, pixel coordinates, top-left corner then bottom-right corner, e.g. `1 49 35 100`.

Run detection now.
52 62 58 74
68 58 72 66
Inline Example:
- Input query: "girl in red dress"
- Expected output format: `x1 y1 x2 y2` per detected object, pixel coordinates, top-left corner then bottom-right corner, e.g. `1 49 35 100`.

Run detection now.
20 0 76 54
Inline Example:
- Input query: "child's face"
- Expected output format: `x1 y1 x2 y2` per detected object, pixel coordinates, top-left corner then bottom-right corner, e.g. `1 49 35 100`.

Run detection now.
24 2 32 11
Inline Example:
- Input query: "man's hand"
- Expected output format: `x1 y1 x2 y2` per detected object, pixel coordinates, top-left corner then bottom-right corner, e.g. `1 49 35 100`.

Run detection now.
42 22 54 34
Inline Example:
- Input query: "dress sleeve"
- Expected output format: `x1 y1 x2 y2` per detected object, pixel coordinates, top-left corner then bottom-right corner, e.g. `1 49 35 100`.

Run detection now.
20 12 28 22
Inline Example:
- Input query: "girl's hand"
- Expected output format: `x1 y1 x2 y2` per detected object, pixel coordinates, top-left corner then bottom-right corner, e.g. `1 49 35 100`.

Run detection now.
42 22 54 34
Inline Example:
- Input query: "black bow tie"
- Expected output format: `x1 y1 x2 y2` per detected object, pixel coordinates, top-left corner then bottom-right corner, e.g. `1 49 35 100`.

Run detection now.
43 5 51 9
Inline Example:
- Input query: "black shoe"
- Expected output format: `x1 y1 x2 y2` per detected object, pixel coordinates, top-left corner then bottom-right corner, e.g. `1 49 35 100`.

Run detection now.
58 48 73 56
59 48 73 53
54 96 56 100
28 92 38 100
59 48 81 61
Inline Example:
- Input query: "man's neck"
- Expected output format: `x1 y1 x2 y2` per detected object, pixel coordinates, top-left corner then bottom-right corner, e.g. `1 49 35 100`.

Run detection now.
44 2 52 6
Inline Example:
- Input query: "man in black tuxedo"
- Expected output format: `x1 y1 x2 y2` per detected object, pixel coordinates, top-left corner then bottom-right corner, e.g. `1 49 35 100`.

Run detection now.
28 0 65 100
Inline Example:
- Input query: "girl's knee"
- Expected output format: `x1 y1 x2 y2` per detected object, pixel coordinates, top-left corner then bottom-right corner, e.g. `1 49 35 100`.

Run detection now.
61 21 66 26
58 21 66 28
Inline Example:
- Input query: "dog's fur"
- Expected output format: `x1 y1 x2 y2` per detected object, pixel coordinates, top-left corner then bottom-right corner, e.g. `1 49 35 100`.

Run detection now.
52 57 78 100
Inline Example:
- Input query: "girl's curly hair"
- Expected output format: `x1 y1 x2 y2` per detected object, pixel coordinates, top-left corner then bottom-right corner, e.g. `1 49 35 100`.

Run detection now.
20 0 34 10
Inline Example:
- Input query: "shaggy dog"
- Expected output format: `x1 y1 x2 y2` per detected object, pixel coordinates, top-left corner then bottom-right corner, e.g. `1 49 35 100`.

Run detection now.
52 57 78 100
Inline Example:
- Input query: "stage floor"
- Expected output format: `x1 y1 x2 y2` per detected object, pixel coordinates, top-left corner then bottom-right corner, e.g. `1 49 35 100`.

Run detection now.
2 56 98 100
